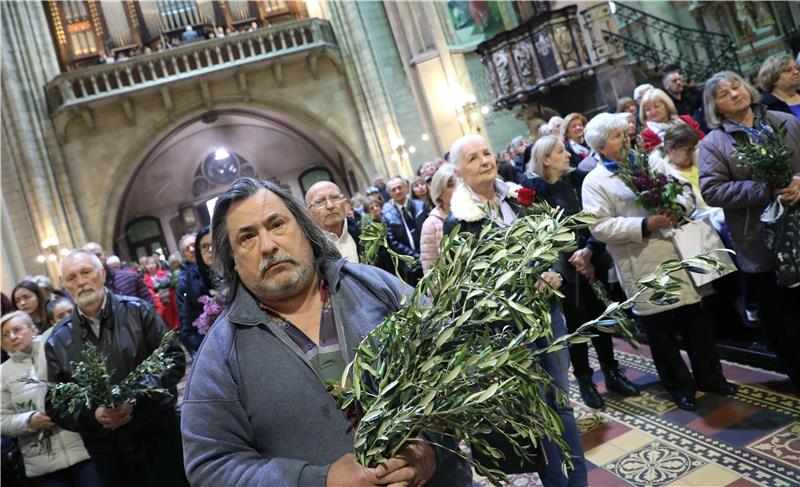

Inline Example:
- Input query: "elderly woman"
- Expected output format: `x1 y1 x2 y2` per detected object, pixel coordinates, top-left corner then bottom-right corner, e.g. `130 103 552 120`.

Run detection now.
419 164 457 274
581 113 734 411
1 311 102 486
757 54 800 117
444 134 587 486
640 88 705 151
561 112 590 168
521 136 639 410
699 70 800 391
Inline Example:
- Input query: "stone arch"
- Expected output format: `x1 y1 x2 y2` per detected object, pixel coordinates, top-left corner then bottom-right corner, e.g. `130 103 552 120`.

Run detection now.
103 97 371 256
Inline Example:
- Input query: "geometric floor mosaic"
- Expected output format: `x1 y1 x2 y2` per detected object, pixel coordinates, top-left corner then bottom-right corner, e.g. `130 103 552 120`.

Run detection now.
475 339 800 486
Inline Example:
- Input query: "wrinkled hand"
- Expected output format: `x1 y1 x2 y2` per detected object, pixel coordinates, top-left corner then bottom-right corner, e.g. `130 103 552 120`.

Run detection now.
29 411 55 430
327 454 381 487
536 271 563 291
157 290 171 304
374 440 437 487
775 176 800 206
568 248 593 273
646 213 674 231
95 403 133 430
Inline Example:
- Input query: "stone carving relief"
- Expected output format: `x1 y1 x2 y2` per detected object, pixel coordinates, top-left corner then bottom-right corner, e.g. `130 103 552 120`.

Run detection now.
513 41 535 81
493 50 513 94
535 33 551 57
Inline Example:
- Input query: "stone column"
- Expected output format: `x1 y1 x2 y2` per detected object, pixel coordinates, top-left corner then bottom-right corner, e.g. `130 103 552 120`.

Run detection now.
1 1 88 282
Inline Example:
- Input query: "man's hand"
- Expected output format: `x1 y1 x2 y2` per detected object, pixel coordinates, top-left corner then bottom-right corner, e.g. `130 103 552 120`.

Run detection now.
536 271 563 292
568 248 593 273
327 454 381 487
29 411 55 431
94 403 133 430
373 440 437 487
775 176 800 206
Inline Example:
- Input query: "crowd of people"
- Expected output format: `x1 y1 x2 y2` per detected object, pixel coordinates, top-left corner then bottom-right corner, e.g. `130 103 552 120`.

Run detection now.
2 54 799 486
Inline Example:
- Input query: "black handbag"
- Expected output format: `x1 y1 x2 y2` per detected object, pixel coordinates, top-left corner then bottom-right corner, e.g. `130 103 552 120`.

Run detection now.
761 199 800 288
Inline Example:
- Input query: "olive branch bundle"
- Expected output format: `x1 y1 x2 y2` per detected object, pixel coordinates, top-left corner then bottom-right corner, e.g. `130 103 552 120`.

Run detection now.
346 206 731 485
732 121 793 189
23 330 177 412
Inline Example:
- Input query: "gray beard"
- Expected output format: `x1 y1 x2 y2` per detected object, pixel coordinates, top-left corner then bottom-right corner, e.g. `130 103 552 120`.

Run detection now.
253 257 315 302
76 289 103 308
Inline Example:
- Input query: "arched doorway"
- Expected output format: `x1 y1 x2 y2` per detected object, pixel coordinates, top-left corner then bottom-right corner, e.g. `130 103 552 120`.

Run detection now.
113 108 366 260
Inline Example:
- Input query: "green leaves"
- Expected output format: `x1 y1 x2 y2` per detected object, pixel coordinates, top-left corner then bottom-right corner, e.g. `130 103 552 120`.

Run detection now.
341 202 730 486
23 330 178 412
732 121 794 189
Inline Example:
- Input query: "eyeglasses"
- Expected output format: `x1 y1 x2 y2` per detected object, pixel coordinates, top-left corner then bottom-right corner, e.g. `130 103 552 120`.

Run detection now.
309 194 345 208
1 326 29 339
200 243 213 252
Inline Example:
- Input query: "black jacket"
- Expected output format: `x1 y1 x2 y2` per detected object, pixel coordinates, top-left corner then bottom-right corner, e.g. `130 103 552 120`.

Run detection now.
518 172 611 285
382 199 428 258
759 91 796 115
45 290 185 446
176 262 207 353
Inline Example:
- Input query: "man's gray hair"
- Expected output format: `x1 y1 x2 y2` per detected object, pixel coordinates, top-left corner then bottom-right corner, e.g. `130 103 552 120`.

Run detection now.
179 233 196 250
702 71 760 129
584 113 629 153
429 163 457 206
528 135 561 176
61 249 104 270
210 178 341 302
449 134 486 168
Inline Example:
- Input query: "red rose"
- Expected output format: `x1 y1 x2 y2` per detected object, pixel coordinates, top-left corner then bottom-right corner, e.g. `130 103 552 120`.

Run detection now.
516 187 536 206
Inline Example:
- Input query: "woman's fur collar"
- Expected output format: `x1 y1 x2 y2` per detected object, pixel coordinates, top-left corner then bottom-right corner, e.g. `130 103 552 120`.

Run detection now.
450 179 523 222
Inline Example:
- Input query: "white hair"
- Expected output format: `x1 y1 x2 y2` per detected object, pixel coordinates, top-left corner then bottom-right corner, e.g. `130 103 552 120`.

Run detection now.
61 249 104 271
449 135 486 168
584 113 629 152
106 255 121 266
633 83 654 103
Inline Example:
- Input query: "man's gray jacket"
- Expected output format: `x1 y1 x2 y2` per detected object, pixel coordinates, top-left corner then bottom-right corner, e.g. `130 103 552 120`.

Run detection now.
180 258 472 486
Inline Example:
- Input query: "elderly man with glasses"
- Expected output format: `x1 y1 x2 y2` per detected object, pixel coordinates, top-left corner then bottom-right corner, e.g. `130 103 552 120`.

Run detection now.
305 181 361 263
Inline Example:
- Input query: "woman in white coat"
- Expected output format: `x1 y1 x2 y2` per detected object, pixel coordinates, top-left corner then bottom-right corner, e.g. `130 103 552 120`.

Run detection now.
1 311 103 486
580 113 735 411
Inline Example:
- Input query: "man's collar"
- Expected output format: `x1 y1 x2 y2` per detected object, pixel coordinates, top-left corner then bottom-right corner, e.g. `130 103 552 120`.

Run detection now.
324 218 349 242
392 197 409 208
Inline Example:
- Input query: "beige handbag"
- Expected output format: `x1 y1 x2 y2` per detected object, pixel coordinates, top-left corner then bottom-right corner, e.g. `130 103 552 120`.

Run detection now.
671 218 736 287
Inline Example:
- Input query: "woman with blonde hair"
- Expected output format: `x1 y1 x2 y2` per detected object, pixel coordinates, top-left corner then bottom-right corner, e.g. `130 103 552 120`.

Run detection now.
560 112 590 167
419 164 457 274
521 135 639 409
640 88 705 151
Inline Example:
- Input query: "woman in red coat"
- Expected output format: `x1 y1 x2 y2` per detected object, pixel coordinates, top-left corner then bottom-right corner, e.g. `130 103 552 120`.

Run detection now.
640 88 705 151
142 255 180 329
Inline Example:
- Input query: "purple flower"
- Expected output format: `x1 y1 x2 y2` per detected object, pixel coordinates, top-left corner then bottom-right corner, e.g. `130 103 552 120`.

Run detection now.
193 295 225 335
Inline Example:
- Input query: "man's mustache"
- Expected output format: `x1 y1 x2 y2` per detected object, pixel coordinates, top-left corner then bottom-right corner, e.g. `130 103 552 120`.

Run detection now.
259 254 296 277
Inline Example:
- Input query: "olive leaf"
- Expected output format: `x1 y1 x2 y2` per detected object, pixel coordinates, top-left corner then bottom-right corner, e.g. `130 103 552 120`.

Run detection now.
342 205 729 486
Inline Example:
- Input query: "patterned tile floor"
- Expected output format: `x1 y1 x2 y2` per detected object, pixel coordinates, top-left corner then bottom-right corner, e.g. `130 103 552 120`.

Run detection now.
475 339 800 487
178 339 799 487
